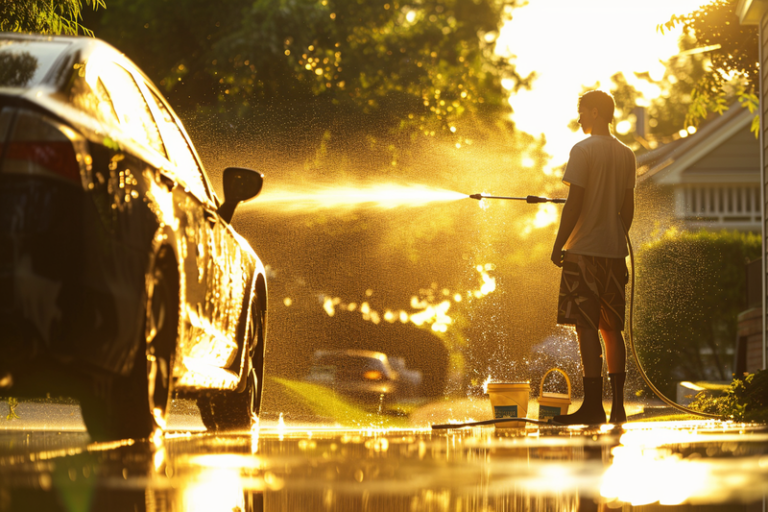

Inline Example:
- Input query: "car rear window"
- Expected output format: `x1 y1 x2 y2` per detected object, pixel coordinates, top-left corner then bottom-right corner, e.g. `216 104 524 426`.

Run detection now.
0 39 70 88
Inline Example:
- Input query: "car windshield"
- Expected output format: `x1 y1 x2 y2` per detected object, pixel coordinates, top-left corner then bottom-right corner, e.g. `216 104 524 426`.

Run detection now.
0 39 70 88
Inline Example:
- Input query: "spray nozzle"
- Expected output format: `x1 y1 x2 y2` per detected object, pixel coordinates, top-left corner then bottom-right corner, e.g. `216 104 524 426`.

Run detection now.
468 194 566 204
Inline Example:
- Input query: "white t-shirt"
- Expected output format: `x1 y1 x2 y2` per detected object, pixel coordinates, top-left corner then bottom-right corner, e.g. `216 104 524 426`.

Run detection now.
562 135 636 258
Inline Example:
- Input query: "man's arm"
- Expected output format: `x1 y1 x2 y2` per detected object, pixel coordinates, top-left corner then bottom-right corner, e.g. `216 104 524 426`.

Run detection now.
550 184 585 267
619 188 634 231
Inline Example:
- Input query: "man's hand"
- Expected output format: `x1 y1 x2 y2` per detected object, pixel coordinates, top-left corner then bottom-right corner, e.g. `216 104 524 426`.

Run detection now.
551 246 564 267
551 184 584 269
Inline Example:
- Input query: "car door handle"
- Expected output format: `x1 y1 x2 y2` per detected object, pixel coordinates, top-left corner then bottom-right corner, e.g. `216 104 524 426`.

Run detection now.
158 172 176 191
203 209 218 226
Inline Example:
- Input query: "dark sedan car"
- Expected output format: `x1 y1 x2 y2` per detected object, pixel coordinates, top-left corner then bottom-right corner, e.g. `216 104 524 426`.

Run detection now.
305 349 401 403
0 33 268 440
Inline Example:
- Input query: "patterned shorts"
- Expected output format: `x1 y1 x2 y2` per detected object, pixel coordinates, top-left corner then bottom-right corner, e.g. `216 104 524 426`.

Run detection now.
557 252 628 331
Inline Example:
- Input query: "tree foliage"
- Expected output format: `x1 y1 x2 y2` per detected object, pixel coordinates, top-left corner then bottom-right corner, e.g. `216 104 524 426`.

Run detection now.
88 0 528 136
659 0 759 129
0 0 104 36
605 35 714 150
567 35 714 150
635 229 761 396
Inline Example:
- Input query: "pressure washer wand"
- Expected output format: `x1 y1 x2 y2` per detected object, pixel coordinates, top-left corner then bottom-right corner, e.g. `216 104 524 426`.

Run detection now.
468 194 566 204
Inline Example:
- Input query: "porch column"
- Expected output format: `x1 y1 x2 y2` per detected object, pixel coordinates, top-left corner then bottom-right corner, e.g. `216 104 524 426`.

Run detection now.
737 0 768 370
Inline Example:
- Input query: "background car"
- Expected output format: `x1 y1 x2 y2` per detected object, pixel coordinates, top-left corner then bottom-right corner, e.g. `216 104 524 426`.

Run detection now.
305 349 405 404
0 33 268 441
388 356 423 399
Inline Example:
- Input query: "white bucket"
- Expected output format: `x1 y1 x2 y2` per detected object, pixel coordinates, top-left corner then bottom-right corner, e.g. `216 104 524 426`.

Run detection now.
536 368 572 421
487 382 530 426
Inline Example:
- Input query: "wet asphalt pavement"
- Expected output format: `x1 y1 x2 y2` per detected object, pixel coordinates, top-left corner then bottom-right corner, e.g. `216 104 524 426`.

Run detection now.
1 400 768 512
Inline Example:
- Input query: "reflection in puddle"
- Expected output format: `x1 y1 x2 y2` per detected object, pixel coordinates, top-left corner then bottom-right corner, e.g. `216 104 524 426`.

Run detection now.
183 465 246 512
0 421 766 511
602 422 768 507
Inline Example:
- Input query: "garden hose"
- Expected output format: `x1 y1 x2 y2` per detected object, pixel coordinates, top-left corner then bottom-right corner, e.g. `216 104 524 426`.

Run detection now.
621 219 723 420
432 417 557 429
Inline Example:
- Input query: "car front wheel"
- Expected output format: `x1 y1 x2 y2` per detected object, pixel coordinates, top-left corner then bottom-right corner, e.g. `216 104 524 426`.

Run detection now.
198 299 264 431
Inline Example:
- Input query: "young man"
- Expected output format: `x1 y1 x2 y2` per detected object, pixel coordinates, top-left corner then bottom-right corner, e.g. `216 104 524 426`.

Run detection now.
550 90 636 425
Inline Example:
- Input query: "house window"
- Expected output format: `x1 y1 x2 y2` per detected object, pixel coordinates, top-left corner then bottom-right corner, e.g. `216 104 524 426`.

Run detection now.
682 185 760 224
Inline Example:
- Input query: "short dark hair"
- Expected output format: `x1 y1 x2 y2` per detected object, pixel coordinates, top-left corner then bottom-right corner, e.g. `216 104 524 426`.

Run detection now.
578 90 615 124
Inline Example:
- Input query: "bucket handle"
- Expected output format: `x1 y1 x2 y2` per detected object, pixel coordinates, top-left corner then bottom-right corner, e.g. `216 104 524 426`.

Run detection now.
539 368 571 398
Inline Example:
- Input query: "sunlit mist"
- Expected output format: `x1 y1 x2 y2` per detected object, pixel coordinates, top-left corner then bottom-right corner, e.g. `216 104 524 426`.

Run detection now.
481 375 493 394
244 182 467 212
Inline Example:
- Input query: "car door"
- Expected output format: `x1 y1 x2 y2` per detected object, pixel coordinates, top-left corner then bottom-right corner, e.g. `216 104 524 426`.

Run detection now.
70 57 168 373
142 86 252 387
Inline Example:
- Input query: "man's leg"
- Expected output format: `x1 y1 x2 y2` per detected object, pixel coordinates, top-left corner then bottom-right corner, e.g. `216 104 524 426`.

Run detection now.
553 325 606 425
601 328 626 423
600 329 625 373
577 326 603 378
555 254 607 425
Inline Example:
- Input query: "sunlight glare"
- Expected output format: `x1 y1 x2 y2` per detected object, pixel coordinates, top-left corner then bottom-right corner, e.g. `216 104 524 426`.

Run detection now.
497 0 710 165
615 120 632 135
602 426 711 506
183 466 246 512
481 375 493 394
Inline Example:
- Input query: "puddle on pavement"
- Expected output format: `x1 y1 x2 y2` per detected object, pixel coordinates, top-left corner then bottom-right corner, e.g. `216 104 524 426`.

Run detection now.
0 421 766 511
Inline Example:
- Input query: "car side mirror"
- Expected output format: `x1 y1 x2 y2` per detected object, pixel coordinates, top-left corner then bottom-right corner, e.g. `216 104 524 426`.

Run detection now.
217 167 264 223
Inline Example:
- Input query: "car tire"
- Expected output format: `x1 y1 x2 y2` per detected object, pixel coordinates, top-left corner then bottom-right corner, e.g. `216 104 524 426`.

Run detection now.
198 299 264 431
80 253 178 441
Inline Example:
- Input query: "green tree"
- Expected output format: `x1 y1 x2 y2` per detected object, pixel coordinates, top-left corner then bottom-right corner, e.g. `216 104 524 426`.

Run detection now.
0 0 104 36
569 35 715 151
659 0 759 130
89 0 529 137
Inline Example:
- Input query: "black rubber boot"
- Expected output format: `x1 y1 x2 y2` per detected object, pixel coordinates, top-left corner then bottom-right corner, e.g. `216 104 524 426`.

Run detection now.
553 376 606 425
609 372 627 424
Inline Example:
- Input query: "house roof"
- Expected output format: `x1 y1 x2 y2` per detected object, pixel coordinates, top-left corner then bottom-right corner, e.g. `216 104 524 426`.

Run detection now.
736 0 768 24
637 103 756 185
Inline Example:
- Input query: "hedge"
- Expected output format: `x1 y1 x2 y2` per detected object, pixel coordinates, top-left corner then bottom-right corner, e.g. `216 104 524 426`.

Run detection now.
633 229 761 396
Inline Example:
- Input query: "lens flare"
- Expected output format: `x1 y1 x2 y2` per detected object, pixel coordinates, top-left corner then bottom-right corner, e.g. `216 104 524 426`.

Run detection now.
320 265 496 333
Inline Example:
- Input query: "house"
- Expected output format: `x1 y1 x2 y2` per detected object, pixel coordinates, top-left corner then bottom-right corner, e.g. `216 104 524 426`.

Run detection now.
637 103 760 232
737 0 768 372
636 101 763 376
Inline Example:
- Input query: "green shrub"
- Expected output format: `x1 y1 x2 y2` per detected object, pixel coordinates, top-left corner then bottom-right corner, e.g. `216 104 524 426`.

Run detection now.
634 229 761 395
689 370 768 422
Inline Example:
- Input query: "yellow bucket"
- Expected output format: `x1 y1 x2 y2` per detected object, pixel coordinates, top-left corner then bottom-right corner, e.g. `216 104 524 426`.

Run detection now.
487 382 530 426
536 369 572 421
